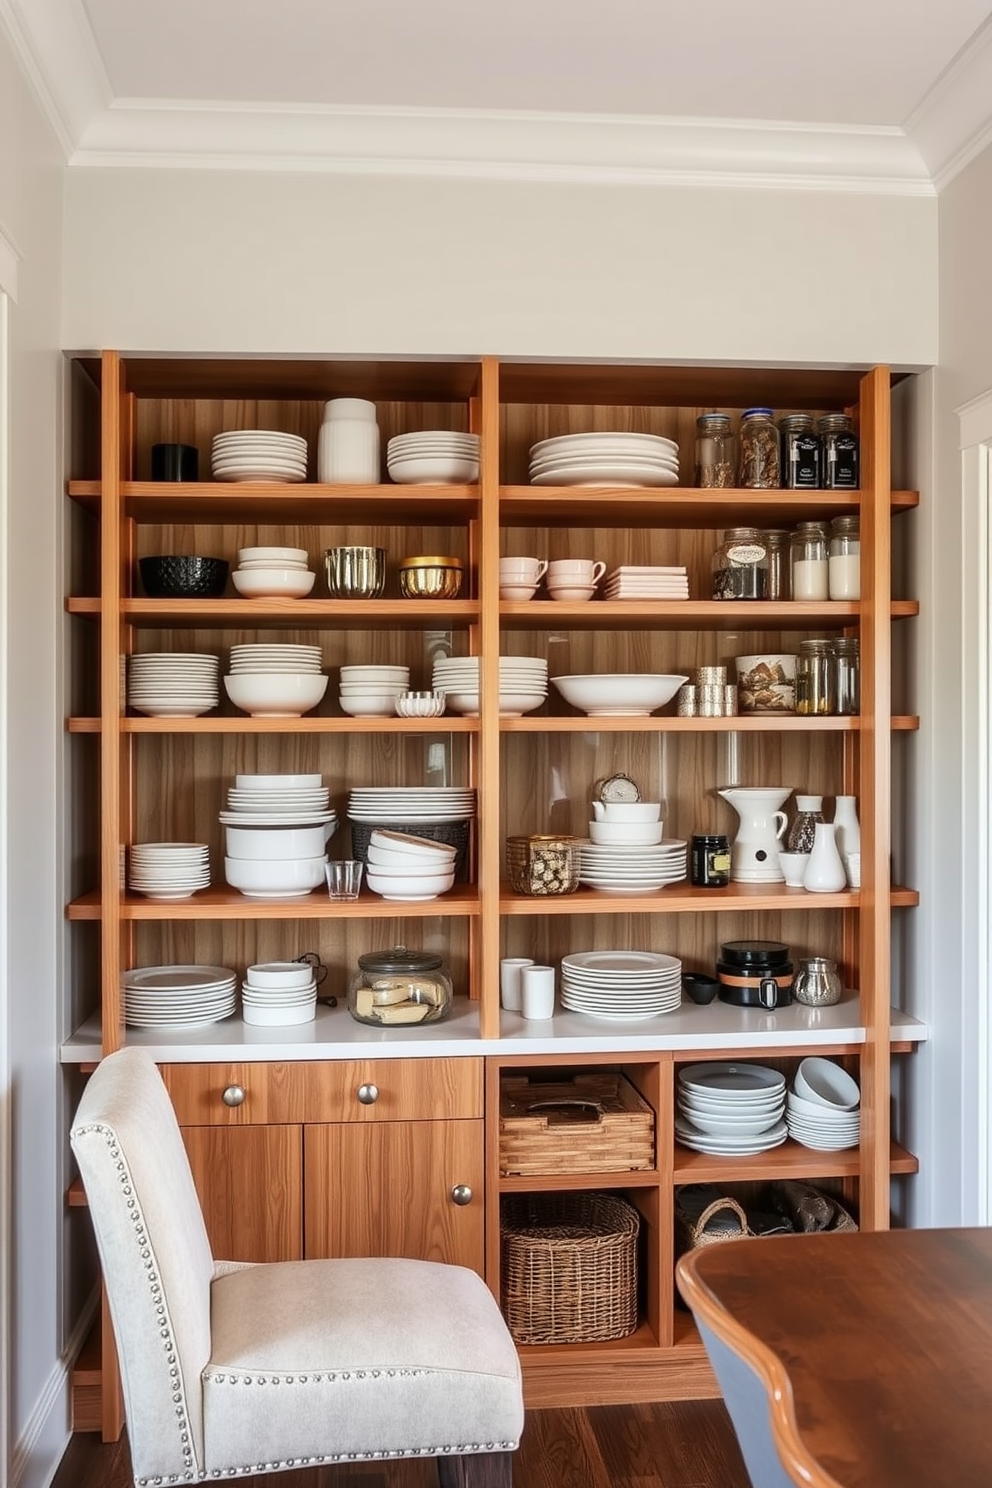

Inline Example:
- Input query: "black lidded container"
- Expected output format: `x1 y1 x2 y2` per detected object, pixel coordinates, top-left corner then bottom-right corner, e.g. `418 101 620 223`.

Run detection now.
716 939 794 1008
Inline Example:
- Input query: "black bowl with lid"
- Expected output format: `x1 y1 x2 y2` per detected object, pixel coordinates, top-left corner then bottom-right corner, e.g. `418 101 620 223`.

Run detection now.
716 939 793 1008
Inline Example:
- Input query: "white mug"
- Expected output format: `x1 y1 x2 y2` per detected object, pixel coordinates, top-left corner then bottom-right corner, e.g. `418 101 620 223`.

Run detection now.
500 557 548 582
500 957 534 1011
521 964 556 1019
547 559 606 586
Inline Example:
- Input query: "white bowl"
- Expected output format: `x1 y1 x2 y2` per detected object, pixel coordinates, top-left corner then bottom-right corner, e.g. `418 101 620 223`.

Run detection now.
395 691 447 718
551 673 688 716
338 695 400 717
592 802 663 823
232 567 316 598
366 845 452 870
338 682 406 695
369 830 457 858
547 586 597 602
339 665 410 680
794 1057 861 1110
387 455 479 483
224 672 327 718
238 546 308 565
445 691 546 716
500 584 539 602
223 854 328 896
242 998 316 1027
588 820 665 846
366 870 455 899
225 822 336 861
245 960 316 989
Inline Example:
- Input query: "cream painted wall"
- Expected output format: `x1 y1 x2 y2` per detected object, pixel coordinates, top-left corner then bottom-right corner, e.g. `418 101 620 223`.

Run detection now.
62 168 938 368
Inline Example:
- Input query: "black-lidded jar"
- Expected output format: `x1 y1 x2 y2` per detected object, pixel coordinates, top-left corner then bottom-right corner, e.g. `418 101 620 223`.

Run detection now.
779 413 821 489
691 834 731 888
716 939 794 1007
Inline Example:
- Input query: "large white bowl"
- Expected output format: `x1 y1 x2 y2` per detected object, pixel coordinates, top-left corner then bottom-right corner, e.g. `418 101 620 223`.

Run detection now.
338 694 400 717
551 673 688 716
794 1057 861 1110
232 567 316 598
592 802 663 823
445 691 546 716
369 830 457 859
387 455 479 484
225 822 336 861
224 854 327 897
366 870 455 900
224 672 327 718
588 820 665 846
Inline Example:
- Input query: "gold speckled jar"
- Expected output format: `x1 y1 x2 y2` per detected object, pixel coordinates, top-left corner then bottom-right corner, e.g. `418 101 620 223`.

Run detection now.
506 835 581 896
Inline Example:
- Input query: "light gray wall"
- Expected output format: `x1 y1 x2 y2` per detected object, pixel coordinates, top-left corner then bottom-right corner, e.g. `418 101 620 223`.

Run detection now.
0 20 69 1488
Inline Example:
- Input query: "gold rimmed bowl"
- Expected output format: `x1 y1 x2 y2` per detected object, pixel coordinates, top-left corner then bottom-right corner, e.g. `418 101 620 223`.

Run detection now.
398 556 464 600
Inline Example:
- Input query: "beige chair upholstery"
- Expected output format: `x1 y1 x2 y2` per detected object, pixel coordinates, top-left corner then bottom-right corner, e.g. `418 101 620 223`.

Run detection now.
70 1047 524 1486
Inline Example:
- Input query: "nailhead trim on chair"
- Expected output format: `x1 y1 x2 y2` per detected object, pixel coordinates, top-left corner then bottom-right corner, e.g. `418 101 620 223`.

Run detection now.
134 1441 518 1485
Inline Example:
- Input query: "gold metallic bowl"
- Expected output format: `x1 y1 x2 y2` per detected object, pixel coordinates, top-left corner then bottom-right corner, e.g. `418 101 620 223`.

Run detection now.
398 557 464 600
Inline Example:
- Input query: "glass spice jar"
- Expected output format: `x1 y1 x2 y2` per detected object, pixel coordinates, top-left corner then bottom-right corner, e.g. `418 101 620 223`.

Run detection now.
712 527 768 600
779 413 821 489
790 521 830 602
795 638 835 715
762 529 791 600
818 413 860 489
829 514 861 599
832 636 861 715
738 408 780 489
694 412 736 488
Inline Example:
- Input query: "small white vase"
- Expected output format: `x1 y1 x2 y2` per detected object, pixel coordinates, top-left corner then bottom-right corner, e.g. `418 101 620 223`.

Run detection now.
803 821 847 893
832 794 861 859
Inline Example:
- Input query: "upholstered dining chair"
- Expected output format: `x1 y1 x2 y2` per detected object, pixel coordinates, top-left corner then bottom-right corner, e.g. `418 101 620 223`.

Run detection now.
70 1047 524 1487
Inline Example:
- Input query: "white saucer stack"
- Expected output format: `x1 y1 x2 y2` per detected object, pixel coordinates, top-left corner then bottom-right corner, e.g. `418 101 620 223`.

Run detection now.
386 431 480 484
211 430 308 482
577 839 688 892
128 842 210 900
347 786 475 824
560 950 682 1021
432 655 548 716
241 961 317 1027
528 432 680 487
604 566 690 600
122 964 237 1030
676 1062 787 1155
127 652 220 718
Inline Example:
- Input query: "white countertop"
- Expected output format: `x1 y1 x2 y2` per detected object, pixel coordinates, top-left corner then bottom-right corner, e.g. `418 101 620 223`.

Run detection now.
61 992 929 1063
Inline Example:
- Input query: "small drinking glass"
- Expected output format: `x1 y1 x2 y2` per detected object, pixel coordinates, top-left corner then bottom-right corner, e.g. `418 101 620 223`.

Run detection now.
325 860 364 900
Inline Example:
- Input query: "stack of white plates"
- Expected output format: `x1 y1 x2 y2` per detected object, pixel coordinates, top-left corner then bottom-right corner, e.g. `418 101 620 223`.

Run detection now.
338 664 411 718
241 961 317 1027
432 655 548 716
219 773 335 828
560 950 683 1021
228 643 324 675
347 786 475 823
127 652 220 718
676 1062 787 1155
211 430 308 482
128 842 210 900
786 1057 861 1151
386 431 480 484
122 964 237 1030
604 566 690 600
528 432 680 487
577 839 688 893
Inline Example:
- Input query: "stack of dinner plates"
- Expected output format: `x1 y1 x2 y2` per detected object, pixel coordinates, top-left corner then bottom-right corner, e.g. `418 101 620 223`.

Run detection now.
219 773 335 828
560 950 683 1021
604 566 690 600
432 655 548 716
347 786 476 823
528 432 680 487
386 431 480 484
676 1062 787 1155
122 964 237 1030
228 643 323 674
211 430 308 482
128 842 211 900
127 652 220 718
577 838 688 892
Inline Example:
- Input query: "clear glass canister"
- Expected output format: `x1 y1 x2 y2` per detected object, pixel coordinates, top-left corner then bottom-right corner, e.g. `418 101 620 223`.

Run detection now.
779 413 821 489
832 636 860 715
818 413 859 489
738 408 780 489
712 527 768 600
790 521 830 602
762 529 791 600
795 639 835 715
348 945 452 1026
694 412 736 488
829 515 861 599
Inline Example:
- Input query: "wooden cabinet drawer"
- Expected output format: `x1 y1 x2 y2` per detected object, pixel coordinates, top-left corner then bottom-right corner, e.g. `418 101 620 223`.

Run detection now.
161 1057 483 1125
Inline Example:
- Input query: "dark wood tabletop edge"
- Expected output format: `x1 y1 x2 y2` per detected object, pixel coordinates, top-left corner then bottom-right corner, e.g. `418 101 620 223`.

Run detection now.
675 1247 844 1488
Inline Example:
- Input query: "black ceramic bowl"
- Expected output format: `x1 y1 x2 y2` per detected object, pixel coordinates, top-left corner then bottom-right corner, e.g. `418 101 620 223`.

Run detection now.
682 972 720 1006
139 555 229 599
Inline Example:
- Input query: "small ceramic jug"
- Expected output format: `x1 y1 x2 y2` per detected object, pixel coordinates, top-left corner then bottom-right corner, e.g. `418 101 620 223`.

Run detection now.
803 821 847 893
793 956 843 1007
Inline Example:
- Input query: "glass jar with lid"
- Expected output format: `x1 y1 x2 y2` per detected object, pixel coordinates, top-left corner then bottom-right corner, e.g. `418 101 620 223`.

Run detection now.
694 412 736 488
712 527 768 600
829 515 861 599
790 521 830 602
738 408 780 488
832 636 860 715
348 945 452 1026
762 529 791 600
779 413 821 489
795 639 835 715
818 413 859 489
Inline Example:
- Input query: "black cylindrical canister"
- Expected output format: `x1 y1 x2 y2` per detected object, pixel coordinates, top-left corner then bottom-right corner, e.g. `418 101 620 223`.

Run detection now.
691 834 731 888
716 940 794 1007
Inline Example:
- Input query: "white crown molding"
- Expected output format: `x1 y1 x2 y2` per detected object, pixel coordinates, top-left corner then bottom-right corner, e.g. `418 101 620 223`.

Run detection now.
905 13 992 192
66 99 935 194
0 0 111 158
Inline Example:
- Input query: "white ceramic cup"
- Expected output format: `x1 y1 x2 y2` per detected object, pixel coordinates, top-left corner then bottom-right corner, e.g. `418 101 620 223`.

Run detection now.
779 851 811 887
500 957 534 1012
547 559 606 586
521 964 556 1019
844 851 862 888
500 557 548 583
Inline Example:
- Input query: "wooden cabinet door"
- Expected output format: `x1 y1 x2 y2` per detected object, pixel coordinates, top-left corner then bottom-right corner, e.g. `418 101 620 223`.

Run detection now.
181 1124 303 1263
304 1119 484 1274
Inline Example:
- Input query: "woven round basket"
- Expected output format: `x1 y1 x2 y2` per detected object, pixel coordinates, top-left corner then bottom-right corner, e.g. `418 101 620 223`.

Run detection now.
500 1192 640 1345
347 817 471 878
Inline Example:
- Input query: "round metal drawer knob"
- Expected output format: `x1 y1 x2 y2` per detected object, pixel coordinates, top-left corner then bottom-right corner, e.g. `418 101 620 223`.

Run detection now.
221 1085 245 1108
451 1184 473 1206
357 1083 379 1105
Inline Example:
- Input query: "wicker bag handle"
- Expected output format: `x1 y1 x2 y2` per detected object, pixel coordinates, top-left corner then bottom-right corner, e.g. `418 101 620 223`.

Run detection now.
526 1098 605 1124
684 1195 752 1246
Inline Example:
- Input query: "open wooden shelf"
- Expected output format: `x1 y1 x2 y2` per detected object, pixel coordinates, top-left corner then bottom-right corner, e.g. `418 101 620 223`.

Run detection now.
67 886 481 920
498 883 920 914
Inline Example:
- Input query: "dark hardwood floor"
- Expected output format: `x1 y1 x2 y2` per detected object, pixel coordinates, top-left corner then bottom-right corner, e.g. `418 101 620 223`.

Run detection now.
51 1403 751 1488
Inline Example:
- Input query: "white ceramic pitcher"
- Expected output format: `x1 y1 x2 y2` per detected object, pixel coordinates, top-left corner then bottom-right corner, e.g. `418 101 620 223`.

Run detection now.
718 786 793 883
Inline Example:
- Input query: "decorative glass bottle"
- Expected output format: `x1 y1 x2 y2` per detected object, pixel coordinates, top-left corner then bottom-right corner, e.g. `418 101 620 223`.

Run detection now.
787 795 824 854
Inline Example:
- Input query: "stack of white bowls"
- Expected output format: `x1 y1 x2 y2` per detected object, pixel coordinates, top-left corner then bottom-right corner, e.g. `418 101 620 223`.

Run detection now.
128 842 211 900
365 829 457 902
432 655 548 716
221 774 335 898
786 1057 861 1151
211 430 308 482
231 545 315 599
127 652 220 718
224 643 328 718
387 431 480 484
241 961 318 1027
338 664 410 718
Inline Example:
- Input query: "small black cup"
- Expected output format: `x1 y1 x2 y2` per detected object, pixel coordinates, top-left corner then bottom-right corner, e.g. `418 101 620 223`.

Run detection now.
151 443 199 481
683 972 720 1006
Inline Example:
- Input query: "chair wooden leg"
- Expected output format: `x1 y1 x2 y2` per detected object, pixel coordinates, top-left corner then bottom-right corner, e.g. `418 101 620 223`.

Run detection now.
437 1449 514 1488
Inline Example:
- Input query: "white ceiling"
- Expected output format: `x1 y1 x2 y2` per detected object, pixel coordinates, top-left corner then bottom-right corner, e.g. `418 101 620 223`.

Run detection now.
5 0 992 190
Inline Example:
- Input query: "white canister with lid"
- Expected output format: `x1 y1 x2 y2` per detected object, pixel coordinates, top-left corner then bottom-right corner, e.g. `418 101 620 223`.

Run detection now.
318 397 380 483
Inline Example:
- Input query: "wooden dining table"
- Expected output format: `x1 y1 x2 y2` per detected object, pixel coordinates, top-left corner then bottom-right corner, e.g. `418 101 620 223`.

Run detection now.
676 1226 992 1488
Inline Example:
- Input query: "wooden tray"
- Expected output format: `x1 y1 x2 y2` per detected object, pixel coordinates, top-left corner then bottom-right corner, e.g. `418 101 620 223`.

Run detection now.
498 1073 655 1176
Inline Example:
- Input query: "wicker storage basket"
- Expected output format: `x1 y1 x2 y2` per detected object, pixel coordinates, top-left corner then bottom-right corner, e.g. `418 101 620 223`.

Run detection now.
500 1192 640 1345
348 817 471 878
499 1074 655 1176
